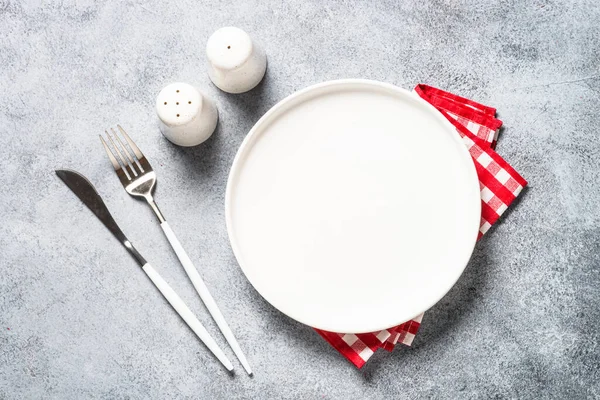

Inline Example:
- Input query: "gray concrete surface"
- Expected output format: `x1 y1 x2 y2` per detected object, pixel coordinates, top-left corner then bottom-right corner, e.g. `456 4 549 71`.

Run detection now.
1 0 599 398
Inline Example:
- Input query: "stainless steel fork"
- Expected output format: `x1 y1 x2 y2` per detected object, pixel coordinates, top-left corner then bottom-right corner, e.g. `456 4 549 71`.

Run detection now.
100 126 252 375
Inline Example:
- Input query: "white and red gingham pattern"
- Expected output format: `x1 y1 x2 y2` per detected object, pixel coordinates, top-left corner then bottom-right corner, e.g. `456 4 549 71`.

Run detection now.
315 314 424 368
314 85 527 368
447 111 498 145
418 84 503 149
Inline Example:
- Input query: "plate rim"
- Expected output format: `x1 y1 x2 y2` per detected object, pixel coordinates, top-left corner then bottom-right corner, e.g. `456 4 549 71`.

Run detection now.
225 79 481 333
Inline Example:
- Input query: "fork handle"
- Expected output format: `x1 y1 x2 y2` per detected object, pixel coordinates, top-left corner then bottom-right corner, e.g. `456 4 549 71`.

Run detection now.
160 221 253 375
142 263 233 372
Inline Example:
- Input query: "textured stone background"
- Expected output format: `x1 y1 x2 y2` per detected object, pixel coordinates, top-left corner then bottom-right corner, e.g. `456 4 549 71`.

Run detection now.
1 0 599 398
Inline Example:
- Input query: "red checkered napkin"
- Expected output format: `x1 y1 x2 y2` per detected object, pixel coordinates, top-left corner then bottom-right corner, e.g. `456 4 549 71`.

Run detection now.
313 84 527 368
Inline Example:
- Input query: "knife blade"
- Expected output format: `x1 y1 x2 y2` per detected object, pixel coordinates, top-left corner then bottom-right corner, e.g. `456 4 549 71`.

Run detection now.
55 169 146 265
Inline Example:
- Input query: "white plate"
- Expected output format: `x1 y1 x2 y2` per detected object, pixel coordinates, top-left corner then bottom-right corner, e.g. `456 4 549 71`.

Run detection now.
226 79 480 333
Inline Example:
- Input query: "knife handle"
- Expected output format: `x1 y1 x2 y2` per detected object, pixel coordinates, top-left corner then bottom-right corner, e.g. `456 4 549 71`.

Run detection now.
160 221 252 375
141 263 233 372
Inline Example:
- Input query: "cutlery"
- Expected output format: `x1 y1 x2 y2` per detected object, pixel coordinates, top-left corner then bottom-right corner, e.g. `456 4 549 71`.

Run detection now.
55 169 233 372
100 126 252 375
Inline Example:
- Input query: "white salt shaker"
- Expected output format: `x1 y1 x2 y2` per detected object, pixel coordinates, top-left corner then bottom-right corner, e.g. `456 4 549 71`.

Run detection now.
206 27 267 94
155 82 218 147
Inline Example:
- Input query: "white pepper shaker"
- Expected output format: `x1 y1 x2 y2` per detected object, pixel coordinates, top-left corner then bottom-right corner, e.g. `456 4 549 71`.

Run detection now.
206 27 267 94
155 82 218 147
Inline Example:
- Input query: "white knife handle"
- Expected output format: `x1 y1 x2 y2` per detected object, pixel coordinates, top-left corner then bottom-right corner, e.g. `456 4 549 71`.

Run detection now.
161 221 252 375
142 263 233 372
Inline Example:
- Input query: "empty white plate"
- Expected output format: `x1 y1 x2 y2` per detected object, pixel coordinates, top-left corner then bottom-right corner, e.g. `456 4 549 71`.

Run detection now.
226 79 480 333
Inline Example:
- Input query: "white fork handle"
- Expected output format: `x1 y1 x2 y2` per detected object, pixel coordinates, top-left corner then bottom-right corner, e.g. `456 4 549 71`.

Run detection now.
142 263 233 372
161 221 252 375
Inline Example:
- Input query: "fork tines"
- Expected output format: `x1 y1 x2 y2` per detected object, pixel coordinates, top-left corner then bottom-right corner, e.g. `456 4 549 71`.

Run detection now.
100 125 150 181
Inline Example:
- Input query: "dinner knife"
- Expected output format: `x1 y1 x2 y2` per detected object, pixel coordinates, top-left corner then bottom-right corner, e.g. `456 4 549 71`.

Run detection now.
55 169 233 372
